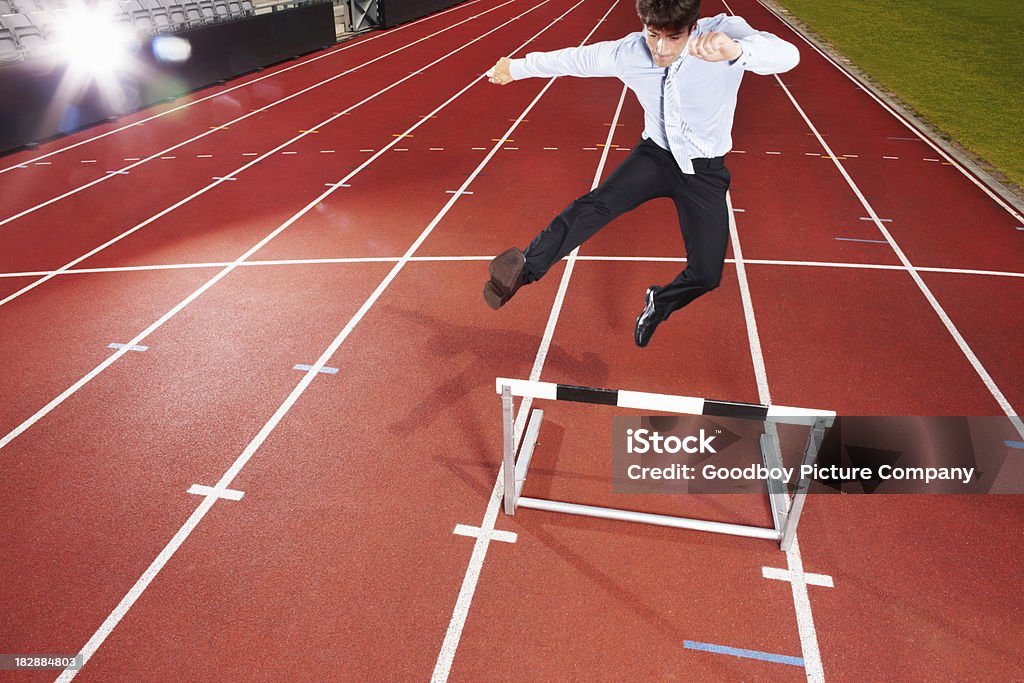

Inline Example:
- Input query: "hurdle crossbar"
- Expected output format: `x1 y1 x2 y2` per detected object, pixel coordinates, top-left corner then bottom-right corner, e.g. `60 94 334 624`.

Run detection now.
497 378 835 551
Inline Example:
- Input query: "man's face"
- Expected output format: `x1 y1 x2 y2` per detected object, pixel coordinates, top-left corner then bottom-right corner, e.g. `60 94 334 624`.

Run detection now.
645 25 690 67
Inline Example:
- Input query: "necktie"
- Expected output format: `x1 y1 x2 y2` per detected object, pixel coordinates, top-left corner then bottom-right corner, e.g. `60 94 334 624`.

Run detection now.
662 56 713 174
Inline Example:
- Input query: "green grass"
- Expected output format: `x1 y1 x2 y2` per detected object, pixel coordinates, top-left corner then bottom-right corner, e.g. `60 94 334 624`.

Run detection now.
772 0 1024 190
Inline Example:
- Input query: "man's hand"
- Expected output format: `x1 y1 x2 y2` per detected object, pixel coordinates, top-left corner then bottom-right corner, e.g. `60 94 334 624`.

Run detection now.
687 32 742 62
486 57 513 85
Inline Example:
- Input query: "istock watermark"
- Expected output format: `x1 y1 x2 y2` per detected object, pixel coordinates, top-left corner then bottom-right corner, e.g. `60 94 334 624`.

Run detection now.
611 415 1024 495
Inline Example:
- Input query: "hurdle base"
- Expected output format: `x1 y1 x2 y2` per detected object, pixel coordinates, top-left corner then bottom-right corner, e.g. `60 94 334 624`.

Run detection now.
517 497 782 541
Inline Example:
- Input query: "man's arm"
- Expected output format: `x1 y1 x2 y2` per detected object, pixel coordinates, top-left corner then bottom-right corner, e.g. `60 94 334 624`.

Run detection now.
699 14 799 75
486 39 623 86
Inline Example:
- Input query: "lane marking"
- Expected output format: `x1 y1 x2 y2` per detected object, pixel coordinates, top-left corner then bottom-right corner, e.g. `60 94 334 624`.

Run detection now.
835 237 888 244
683 641 805 667
445 190 474 195
762 566 834 588
859 217 892 222
1005 441 1024 449
722 6 827 678
434 52 627 683
453 524 517 543
186 484 244 501
293 363 338 375
4 257 1023 280
107 343 148 352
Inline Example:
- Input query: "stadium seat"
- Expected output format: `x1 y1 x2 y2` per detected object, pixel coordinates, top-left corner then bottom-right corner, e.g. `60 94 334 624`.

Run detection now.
197 0 214 21
182 1 201 23
3 13 48 56
0 27 20 62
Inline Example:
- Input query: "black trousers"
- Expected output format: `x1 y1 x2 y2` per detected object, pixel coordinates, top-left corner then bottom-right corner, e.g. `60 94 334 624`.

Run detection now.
523 137 731 318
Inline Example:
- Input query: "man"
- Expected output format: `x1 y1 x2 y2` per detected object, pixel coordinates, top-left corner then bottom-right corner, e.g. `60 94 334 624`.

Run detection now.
482 0 799 346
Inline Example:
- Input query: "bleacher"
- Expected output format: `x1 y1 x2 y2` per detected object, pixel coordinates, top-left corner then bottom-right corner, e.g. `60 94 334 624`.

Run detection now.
0 0 258 63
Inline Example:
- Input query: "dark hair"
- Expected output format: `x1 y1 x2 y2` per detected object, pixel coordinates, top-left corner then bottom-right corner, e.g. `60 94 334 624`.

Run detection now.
636 0 700 32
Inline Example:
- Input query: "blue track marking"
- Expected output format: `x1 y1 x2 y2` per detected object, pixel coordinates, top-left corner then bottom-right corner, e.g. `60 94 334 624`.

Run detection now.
683 640 805 667
1005 441 1024 449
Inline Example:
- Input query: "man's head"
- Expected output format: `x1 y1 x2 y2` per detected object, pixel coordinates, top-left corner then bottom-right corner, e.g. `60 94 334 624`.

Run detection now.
637 0 699 66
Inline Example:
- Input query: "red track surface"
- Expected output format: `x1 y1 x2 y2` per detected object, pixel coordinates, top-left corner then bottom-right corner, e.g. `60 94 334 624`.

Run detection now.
1 0 1022 680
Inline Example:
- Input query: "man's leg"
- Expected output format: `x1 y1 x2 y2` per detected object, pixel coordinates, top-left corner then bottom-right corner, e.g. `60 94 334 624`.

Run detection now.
635 162 730 346
485 139 675 309
523 139 676 280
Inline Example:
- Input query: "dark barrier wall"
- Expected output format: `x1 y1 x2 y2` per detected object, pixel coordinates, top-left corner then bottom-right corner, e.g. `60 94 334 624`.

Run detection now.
0 1 335 155
379 0 464 29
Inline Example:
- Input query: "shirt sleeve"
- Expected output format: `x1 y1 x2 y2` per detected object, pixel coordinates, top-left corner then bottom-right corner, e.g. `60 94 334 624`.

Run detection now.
709 14 800 75
508 38 623 80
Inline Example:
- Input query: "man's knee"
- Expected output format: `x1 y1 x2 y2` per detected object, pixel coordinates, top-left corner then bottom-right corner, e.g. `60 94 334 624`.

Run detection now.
690 267 723 292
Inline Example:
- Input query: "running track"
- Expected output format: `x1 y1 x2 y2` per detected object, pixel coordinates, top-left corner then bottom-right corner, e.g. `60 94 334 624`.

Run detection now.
1 0 1022 680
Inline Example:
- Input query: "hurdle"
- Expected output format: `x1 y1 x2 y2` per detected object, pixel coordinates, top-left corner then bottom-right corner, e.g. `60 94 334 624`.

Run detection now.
496 378 835 551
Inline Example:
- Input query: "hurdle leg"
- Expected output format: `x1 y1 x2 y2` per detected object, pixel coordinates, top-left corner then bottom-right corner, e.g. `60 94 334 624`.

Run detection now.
759 427 788 535
780 417 829 551
515 409 544 501
501 385 516 515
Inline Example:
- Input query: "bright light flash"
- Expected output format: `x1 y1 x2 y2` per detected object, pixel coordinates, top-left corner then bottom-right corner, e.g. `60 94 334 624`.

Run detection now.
152 35 191 63
53 6 138 76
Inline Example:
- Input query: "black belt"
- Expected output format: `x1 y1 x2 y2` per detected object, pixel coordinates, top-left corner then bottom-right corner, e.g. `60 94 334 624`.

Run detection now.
692 156 726 170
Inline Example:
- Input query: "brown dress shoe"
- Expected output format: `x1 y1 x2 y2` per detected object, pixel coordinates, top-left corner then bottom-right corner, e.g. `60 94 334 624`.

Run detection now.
484 247 529 309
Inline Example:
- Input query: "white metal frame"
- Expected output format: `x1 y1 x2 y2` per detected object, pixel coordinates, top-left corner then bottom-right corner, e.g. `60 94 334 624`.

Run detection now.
497 377 835 551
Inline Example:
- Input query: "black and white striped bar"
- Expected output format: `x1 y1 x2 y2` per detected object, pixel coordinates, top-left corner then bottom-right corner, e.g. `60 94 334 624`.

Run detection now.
495 378 835 426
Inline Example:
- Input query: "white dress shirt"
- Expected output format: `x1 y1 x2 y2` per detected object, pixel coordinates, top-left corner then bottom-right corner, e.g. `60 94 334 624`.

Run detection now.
508 13 800 174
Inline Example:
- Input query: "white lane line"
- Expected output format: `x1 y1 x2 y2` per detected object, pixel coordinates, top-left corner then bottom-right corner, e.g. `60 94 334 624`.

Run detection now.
0 0 521 229
772 69 1024 440
4 258 1022 281
757 0 1023 223
0 0 543 309
186 484 244 501
0 0 487 175
432 50 627 683
106 343 148 352
762 566 833 588
48 6 587 679
293 363 339 375
453 524 518 543
726 190 826 683
720 5 824 681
